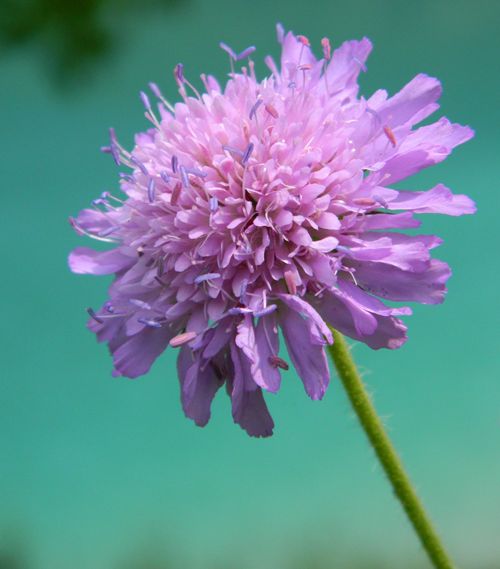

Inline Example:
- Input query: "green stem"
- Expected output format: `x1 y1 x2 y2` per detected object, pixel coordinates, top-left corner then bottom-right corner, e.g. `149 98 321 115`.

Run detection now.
327 329 456 569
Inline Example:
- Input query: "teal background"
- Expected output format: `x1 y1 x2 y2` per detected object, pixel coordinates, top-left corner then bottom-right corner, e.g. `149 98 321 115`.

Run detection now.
1 1 499 568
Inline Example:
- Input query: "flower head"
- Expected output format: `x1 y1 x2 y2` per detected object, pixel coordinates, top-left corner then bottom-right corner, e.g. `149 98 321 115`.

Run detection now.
69 26 475 437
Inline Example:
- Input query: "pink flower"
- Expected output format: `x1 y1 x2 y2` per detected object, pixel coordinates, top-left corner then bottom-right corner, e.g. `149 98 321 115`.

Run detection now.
69 25 475 437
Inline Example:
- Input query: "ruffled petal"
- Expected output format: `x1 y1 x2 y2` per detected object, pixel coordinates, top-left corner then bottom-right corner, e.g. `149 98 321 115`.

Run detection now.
349 258 451 304
312 281 409 350
235 315 281 392
229 343 274 437
69 247 133 275
279 302 330 400
177 347 223 427
373 73 442 128
326 38 372 92
111 326 173 378
387 184 476 216
378 118 474 183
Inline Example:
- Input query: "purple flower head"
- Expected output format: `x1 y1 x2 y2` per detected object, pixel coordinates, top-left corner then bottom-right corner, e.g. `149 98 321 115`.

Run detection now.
69 26 475 437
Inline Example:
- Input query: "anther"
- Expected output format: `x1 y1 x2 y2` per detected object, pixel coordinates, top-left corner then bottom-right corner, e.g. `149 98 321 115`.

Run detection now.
179 165 190 188
383 126 397 147
254 304 277 318
284 270 297 295
185 167 206 178
297 35 310 47
170 182 181 206
222 145 244 158
130 156 148 176
194 272 221 284
138 317 162 328
171 155 178 174
147 178 156 202
169 331 197 347
276 23 285 44
321 37 331 60
236 46 256 60
242 142 254 165
130 298 151 310
140 91 151 111
269 355 289 370
174 63 184 84
219 42 237 60
98 225 120 237
265 104 279 118
87 307 103 324
209 196 219 212
160 171 170 184
249 98 263 120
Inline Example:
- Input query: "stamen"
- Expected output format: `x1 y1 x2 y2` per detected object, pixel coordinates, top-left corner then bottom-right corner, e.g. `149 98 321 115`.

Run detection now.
129 298 151 310
69 217 119 243
109 128 121 165
147 178 156 202
209 196 219 212
353 56 367 72
160 171 170 184
353 197 376 206
148 82 175 113
140 91 151 111
284 270 297 295
276 23 285 44
242 142 254 165
265 103 279 118
98 225 120 237
254 304 277 318
298 64 312 71
130 156 149 176
87 307 103 324
240 278 248 302
169 331 197 347
297 35 310 47
185 167 207 178
236 46 256 60
383 126 397 147
170 182 182 206
269 355 289 370
219 42 238 60
321 37 331 60
249 98 263 120
194 272 221 284
179 165 190 188
138 317 162 328
171 155 178 173
174 63 184 84
222 145 244 158
228 306 253 316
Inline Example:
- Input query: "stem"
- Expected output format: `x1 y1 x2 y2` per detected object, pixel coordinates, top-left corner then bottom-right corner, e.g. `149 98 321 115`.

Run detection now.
327 329 456 569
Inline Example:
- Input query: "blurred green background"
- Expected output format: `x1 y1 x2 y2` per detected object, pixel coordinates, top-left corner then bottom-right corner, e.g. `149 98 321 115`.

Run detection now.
1 1 499 568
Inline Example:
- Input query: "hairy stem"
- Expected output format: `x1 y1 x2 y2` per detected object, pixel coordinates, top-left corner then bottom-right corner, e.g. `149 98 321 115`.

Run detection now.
327 329 456 569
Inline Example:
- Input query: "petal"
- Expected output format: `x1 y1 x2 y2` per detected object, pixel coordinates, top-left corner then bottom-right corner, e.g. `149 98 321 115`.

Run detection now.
378 118 474 184
254 313 282 392
326 38 372 91
350 258 451 304
229 343 274 437
69 247 132 275
235 315 281 392
374 74 442 128
177 347 223 427
279 303 330 400
387 184 476 216
312 283 409 350
278 294 333 344
111 325 173 379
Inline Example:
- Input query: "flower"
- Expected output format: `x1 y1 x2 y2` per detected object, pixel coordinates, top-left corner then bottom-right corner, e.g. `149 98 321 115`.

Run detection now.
69 25 475 437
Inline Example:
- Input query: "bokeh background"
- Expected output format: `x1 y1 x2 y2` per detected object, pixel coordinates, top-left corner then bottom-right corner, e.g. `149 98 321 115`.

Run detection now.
1 1 499 568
